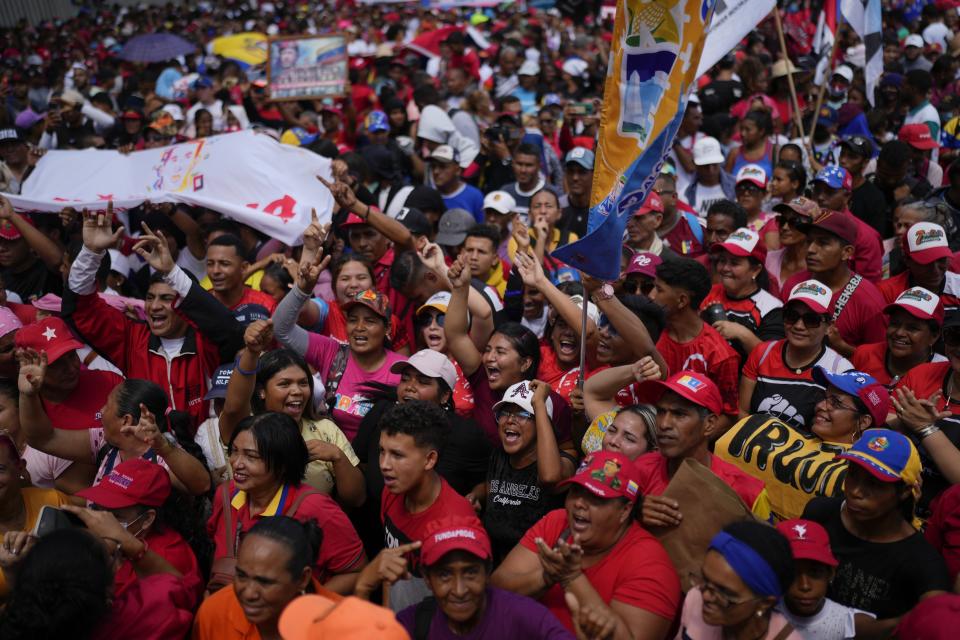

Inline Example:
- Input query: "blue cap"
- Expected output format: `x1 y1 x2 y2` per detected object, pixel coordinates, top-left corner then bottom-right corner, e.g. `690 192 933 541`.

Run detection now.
233 303 271 326
204 364 234 400
838 429 921 488
193 76 214 90
812 367 889 428
813 165 852 191
564 146 595 170
366 110 389 133
816 105 838 126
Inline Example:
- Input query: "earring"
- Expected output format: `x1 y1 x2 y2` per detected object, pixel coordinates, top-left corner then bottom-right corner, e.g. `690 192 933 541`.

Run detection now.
755 609 764 618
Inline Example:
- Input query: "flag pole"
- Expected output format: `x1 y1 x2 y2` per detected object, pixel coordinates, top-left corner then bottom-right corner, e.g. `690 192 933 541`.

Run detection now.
577 294 588 392
806 31 840 164
772 7 806 141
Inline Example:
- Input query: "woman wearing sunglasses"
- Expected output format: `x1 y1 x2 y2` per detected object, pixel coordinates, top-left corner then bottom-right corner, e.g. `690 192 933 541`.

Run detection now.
765 197 816 289
739 279 852 429
700 227 784 363
678 520 801 639
852 287 946 387
467 379 575 563
414 291 476 416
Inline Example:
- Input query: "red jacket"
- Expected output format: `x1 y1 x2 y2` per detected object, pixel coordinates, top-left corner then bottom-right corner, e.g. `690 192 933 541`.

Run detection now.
64 282 244 432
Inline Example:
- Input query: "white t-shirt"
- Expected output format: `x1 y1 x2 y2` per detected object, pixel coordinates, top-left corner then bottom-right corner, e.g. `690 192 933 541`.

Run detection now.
776 599 868 640
692 182 727 217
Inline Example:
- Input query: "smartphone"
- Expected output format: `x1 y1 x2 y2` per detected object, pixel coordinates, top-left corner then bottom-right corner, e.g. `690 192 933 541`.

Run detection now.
570 102 594 116
33 506 84 537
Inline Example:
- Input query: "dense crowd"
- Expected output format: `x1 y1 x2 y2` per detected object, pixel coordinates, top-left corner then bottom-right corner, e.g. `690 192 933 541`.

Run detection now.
2 0 960 638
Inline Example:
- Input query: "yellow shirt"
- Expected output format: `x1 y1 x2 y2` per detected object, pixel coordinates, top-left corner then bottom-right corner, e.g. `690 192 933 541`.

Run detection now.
200 270 264 291
301 418 360 495
0 488 69 596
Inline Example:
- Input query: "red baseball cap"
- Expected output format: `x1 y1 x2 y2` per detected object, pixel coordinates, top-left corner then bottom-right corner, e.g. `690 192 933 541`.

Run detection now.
797 210 857 246
339 213 368 228
625 251 662 278
634 191 664 216
77 458 172 508
898 123 939 150
637 370 723 415
775 518 838 567
0 214 34 241
884 286 944 324
710 227 767 264
420 516 492 567
903 221 953 264
14 317 83 364
558 451 642 503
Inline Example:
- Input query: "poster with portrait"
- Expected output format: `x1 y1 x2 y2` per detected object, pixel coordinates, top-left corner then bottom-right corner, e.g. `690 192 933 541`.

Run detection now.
267 35 347 101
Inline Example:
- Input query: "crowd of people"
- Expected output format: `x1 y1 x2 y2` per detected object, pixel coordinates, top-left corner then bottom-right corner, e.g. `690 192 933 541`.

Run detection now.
2 0 960 638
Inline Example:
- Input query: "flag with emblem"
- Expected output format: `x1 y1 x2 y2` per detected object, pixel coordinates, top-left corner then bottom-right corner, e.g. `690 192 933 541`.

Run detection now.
841 0 881 106
551 0 716 280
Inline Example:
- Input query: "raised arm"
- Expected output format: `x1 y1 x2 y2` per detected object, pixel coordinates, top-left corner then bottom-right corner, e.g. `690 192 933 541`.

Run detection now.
0 198 63 271
583 358 660 422
219 320 273 445
515 250 597 350
16 349 95 463
530 380 575 486
318 175 414 251
444 256 483 377
122 403 211 496
273 219 331 356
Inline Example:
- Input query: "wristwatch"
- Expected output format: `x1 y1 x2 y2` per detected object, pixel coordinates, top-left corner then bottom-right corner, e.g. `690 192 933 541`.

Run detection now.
594 283 615 302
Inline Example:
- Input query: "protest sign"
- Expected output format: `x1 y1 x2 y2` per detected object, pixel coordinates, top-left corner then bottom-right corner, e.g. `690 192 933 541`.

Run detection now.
552 0 715 280
1 130 334 247
268 35 347 100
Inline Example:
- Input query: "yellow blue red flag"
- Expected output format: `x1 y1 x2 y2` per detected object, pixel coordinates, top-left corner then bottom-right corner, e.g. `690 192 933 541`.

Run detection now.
553 0 717 280
212 33 268 67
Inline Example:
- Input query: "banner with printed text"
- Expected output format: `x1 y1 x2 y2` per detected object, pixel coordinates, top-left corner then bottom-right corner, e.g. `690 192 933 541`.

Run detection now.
552 0 716 280
1 130 334 246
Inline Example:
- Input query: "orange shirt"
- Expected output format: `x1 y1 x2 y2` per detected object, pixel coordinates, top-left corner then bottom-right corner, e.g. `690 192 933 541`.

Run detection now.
191 578 341 640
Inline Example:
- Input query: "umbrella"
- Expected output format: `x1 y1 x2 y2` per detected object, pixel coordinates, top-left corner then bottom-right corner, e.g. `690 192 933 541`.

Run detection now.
403 26 463 59
118 33 197 63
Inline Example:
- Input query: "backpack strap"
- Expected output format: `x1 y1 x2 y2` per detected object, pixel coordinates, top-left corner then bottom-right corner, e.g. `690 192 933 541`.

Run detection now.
681 211 704 245
832 274 862 322
414 596 438 640
324 342 351 413
771 622 795 640
757 340 779 368
222 484 237 559
285 488 322 518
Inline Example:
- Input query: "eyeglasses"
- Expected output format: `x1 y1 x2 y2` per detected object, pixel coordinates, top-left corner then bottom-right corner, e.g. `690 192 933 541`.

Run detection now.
783 308 826 328
777 215 810 228
687 572 763 609
417 312 445 328
823 393 859 413
496 408 535 423
598 315 619 337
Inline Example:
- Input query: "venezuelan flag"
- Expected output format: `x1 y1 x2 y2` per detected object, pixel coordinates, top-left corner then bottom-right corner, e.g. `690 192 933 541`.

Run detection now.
212 33 268 67
552 0 716 280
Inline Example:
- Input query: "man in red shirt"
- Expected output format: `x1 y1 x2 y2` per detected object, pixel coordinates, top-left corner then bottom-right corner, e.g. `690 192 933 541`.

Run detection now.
444 31 481 81
633 371 767 524
205 234 277 312
655 173 705 258
879 221 957 305
810 166 883 283
648 258 740 426
356 401 480 612
782 211 887 356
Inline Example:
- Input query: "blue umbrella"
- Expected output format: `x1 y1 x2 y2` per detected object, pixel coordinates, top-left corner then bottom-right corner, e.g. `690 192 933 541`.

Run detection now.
118 33 197 63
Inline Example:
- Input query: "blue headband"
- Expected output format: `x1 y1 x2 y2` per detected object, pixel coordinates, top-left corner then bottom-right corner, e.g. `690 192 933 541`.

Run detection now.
708 531 782 598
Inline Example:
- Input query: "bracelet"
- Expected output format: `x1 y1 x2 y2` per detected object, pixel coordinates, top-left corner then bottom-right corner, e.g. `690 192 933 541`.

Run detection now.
917 424 941 439
234 355 260 376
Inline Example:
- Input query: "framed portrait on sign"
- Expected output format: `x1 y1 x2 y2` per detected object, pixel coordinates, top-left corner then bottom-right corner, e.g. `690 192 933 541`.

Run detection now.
267 34 347 101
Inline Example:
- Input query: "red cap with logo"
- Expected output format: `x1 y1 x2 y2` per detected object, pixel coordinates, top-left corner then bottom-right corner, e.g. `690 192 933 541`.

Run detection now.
625 251 662 278
77 458 172 508
339 213 368 228
634 191 664 216
884 286 944 323
775 518 838 567
898 123 939 150
710 227 767 264
636 370 723 415
558 451 642 503
14 317 83 363
420 516 492 567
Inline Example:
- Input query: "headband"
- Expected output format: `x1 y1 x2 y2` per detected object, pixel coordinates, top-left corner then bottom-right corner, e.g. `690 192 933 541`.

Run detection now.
708 531 782 598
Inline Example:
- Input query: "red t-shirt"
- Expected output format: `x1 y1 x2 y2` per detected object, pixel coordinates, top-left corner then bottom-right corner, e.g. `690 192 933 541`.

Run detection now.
896 361 957 414
43 368 123 431
842 209 883 283
380 477 480 576
538 342 599 393
208 482 364 581
520 509 680 632
926 483 960 582
114 527 203 608
633 451 765 510
92 573 194 640
878 271 910 305
662 213 705 258
780 270 887 347
5 301 37 325
230 287 277 313
656 323 740 416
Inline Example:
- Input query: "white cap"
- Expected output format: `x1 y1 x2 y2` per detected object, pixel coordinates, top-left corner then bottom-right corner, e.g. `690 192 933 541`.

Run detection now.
905 222 953 263
735 164 768 188
569 294 601 326
483 190 517 215
518 60 540 76
905 34 924 48
888 287 942 322
788 279 832 315
430 144 458 164
493 381 554 420
162 103 185 121
107 249 131 278
833 65 854 83
693 136 724 166
418 291 453 314
390 349 458 391
561 58 588 78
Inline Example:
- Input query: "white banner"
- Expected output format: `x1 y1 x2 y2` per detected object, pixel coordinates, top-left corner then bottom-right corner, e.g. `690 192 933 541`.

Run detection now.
696 0 776 78
2 130 334 246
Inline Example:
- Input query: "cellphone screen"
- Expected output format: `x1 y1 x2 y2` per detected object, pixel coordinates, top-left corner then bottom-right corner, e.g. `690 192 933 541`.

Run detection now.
33 506 84 537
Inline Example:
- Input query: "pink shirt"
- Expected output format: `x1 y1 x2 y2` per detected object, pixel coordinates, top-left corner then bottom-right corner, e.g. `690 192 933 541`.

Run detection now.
305 333 406 441
676 587 803 640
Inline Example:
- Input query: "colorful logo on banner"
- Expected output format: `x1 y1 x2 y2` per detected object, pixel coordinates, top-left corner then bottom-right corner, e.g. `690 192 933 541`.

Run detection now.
552 0 716 280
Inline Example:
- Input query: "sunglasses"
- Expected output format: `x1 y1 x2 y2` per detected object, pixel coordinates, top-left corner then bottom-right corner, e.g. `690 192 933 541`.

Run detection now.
623 279 655 296
777 215 810 228
417 312 445 328
783 307 827 328
497 408 534 423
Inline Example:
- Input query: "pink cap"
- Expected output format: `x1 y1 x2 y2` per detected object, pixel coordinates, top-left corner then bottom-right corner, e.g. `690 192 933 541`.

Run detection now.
904 222 953 264
710 227 766 263
885 286 944 323
0 306 22 338
788 279 832 314
390 349 458 391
